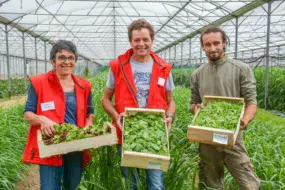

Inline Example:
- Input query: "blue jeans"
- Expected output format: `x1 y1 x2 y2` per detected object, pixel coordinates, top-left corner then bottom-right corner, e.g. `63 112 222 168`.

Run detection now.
40 152 83 190
117 145 165 190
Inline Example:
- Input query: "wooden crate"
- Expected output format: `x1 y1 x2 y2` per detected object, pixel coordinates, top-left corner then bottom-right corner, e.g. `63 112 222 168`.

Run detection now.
121 108 170 172
187 96 245 148
38 122 118 158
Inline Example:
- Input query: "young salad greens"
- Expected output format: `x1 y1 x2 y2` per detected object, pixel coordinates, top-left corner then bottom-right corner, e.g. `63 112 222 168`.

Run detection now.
43 123 111 145
194 101 243 130
123 112 168 156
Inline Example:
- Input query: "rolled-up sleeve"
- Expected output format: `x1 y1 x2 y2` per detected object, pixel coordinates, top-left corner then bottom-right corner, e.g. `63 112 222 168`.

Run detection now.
240 66 257 106
190 73 202 105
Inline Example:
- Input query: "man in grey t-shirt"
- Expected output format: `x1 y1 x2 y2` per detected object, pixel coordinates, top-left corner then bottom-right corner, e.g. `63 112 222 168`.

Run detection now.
102 19 175 190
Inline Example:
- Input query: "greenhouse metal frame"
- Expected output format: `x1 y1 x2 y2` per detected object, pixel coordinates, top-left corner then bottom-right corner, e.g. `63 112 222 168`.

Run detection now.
0 0 284 106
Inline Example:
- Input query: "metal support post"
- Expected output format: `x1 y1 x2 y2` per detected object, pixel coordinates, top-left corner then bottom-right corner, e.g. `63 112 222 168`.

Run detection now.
174 45 176 67
181 42 183 67
180 42 183 83
189 38 191 65
235 17 239 59
35 37 38 75
264 1 271 109
113 5 116 59
22 32 27 89
44 41 47 73
5 25 11 98
277 46 280 66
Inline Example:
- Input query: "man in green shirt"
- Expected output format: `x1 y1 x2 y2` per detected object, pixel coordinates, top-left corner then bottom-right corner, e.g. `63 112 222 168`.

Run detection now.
190 27 260 189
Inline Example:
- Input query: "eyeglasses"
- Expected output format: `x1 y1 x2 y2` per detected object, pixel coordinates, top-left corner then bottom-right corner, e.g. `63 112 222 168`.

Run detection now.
57 55 76 63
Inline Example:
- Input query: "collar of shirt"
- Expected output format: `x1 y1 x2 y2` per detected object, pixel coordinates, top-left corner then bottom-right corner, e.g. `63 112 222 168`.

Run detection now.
210 56 228 66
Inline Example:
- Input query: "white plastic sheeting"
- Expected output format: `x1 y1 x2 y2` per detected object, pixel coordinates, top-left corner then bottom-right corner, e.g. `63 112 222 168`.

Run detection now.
0 0 284 66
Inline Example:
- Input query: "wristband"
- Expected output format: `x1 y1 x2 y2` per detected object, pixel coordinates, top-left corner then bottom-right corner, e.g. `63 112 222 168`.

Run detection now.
166 114 174 120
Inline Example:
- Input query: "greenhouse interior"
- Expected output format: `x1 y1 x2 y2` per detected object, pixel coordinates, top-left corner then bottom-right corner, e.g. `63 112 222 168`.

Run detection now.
0 0 284 189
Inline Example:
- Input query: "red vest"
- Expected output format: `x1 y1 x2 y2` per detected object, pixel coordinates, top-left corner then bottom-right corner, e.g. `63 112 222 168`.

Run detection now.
22 70 92 167
110 49 172 144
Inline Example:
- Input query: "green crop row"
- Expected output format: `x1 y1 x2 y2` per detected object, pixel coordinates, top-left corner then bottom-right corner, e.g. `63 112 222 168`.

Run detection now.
0 106 29 190
255 67 285 112
224 109 285 189
172 68 195 88
0 78 29 99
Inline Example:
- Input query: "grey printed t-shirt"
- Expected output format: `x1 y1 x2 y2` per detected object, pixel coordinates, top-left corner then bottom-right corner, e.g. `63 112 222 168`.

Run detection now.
106 58 174 108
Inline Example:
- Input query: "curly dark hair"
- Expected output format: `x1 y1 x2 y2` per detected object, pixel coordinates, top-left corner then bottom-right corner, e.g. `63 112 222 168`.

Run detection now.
50 40 78 61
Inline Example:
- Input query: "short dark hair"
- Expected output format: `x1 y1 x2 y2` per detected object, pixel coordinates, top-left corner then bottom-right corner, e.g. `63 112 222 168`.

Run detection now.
50 40 78 61
128 19 154 42
200 26 230 50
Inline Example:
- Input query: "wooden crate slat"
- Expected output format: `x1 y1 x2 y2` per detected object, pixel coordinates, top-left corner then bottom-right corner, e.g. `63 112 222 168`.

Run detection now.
121 151 170 172
188 125 235 147
203 95 244 106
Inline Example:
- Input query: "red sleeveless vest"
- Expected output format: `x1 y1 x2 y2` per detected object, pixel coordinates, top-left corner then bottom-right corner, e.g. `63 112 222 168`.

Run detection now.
110 49 172 144
22 70 92 166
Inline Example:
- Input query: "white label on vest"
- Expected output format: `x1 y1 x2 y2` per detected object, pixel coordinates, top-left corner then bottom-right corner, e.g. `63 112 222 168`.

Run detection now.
213 133 228 145
148 162 161 170
41 101 55 112
158 77 165 86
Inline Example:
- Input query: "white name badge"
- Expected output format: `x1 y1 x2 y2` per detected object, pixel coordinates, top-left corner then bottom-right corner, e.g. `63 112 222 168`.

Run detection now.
213 133 228 145
158 77 165 86
41 101 55 112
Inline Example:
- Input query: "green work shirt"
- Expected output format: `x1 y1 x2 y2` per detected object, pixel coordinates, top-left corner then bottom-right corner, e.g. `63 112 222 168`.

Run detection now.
190 56 257 106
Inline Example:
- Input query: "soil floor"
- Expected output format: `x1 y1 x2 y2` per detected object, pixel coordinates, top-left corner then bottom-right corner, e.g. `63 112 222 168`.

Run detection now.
0 95 27 109
14 164 40 190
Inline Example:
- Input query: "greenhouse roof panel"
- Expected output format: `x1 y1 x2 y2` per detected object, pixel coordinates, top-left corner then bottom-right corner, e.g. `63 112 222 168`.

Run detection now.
0 0 283 65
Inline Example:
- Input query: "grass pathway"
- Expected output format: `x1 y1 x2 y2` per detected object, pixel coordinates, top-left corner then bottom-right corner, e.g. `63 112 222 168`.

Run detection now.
14 165 40 190
0 96 27 109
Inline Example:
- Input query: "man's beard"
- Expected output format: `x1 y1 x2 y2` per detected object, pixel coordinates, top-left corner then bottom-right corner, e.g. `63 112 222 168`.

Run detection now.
208 50 224 62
